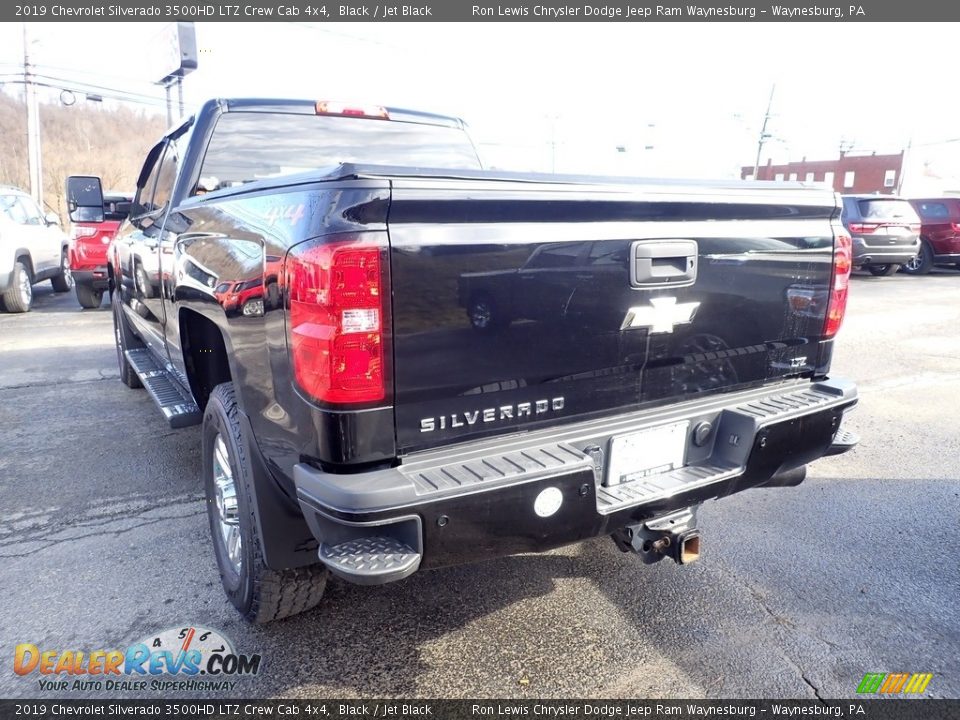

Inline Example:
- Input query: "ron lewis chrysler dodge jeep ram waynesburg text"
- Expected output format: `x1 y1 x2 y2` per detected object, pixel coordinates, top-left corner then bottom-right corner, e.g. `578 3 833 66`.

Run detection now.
67 98 859 622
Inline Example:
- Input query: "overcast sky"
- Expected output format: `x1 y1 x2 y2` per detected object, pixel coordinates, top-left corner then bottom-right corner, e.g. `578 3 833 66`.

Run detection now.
2 22 959 182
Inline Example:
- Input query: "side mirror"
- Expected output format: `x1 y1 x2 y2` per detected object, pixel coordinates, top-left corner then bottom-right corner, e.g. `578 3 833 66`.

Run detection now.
66 175 104 223
44 211 61 227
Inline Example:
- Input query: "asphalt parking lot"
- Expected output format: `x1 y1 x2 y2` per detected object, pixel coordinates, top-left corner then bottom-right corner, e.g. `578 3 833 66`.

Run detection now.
1 269 958 700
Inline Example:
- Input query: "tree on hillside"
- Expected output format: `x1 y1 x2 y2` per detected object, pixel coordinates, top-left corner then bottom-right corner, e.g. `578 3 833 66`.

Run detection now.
0 92 165 218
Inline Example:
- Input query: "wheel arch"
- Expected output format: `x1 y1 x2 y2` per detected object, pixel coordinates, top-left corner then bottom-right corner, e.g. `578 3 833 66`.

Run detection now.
179 307 234 413
12 249 34 278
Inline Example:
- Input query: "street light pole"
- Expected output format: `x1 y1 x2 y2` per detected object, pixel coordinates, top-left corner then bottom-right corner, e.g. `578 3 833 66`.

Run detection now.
22 23 43 207
751 84 776 181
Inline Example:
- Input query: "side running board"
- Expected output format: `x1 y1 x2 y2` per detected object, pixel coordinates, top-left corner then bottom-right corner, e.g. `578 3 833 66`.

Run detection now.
125 348 202 429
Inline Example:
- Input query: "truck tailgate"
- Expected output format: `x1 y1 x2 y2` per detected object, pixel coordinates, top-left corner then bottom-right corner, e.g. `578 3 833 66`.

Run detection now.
386 178 839 453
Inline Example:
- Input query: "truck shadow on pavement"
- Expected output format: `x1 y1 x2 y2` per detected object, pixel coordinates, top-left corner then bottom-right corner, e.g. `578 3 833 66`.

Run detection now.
226 473 959 699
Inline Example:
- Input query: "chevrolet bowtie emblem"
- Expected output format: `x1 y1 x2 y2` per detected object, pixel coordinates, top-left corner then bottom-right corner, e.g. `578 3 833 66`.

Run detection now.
621 297 700 333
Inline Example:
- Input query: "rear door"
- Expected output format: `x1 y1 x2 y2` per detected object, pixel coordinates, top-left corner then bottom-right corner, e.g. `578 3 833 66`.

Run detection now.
913 200 954 249
13 195 59 273
387 179 838 453
116 142 170 360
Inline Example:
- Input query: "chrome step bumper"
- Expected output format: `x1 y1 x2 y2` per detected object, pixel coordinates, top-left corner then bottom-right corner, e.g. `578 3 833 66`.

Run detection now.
294 378 857 583
297 378 857 517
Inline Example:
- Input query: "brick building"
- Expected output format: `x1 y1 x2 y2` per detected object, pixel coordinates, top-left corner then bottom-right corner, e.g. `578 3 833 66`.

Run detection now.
741 151 905 194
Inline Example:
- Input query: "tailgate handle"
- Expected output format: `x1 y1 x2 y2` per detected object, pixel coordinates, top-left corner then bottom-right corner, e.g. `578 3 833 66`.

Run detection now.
630 239 698 288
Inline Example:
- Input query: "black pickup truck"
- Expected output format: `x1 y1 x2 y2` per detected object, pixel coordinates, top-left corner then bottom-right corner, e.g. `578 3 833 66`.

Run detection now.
67 98 858 623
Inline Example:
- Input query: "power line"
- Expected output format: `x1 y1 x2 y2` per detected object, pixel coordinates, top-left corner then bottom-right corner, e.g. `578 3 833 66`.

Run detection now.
0 73 172 110
0 60 154 89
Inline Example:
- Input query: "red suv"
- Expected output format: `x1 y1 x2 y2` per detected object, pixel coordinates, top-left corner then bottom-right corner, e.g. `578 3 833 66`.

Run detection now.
904 198 960 275
68 193 132 308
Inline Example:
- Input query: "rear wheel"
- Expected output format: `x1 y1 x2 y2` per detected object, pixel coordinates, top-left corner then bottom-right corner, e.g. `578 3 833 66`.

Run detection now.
1 261 33 313
50 250 73 292
868 264 900 277
203 383 328 623
901 242 933 275
76 284 103 309
112 291 143 388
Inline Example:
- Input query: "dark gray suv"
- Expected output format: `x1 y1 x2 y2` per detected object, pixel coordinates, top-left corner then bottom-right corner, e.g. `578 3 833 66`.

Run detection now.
841 195 921 276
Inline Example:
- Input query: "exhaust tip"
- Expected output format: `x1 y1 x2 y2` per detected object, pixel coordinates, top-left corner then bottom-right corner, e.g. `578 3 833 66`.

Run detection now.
679 531 701 565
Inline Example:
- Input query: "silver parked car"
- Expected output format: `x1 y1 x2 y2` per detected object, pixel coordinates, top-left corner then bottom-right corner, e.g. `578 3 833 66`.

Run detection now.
0 186 72 312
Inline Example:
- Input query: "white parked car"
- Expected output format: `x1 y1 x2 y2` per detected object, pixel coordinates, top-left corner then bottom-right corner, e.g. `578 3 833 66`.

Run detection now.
0 186 72 312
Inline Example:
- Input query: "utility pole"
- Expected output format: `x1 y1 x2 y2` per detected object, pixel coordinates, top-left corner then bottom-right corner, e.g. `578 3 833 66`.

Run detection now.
23 23 43 207
896 139 911 196
161 77 184 126
751 84 776 181
163 80 173 125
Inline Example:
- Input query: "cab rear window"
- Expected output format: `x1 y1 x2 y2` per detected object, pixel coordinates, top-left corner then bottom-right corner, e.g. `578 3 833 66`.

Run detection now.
197 111 482 193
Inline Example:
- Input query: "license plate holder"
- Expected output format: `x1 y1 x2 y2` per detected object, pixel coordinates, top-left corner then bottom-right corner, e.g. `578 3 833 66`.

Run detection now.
605 421 689 487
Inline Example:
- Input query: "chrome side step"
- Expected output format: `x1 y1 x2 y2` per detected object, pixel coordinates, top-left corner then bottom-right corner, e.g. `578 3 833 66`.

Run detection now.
125 348 201 429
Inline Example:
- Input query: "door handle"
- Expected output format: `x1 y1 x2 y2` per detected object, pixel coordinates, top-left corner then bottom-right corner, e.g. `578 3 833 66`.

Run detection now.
630 239 698 288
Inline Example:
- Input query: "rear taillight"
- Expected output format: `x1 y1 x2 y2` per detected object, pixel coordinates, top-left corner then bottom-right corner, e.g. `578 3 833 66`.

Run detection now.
824 228 852 339
286 234 387 405
951 222 960 233
847 222 878 234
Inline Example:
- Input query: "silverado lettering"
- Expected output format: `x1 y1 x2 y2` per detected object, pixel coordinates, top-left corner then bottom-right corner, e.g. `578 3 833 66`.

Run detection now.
420 397 565 432
65 97 858 623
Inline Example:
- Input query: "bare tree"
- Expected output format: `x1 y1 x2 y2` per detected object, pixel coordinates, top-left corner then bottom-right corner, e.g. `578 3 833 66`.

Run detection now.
0 93 165 218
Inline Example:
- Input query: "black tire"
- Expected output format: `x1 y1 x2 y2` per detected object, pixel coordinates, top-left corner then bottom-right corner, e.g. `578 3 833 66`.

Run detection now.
51 250 73 292
203 383 328 623
1 260 32 313
868 264 900 277
467 293 508 331
901 242 933 275
76 284 104 309
112 291 143 388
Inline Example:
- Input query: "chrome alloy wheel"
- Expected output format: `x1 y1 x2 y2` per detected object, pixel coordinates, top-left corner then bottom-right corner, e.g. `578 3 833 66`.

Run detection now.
212 434 242 573
18 269 32 307
61 254 74 288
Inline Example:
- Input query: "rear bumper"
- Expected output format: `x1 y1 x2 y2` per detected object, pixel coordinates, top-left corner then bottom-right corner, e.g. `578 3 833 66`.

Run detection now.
294 378 858 583
851 236 920 266
72 268 109 290
70 244 108 272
